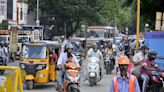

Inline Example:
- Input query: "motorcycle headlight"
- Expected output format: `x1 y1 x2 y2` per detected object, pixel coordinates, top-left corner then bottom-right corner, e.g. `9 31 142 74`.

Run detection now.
66 73 79 83
37 65 43 70
36 64 46 70
20 64 25 69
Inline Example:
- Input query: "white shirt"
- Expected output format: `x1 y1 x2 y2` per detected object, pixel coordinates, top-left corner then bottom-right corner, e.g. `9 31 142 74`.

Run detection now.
132 52 145 71
57 52 79 66
0 47 4 56
87 48 103 59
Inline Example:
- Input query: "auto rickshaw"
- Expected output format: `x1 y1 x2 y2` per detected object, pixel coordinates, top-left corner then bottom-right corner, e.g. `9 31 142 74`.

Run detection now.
19 42 58 90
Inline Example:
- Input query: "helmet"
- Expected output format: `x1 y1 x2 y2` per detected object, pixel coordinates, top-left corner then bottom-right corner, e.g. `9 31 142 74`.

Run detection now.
141 44 149 50
118 56 130 65
76 42 80 46
93 44 98 49
66 44 74 49
148 50 157 60
108 41 112 48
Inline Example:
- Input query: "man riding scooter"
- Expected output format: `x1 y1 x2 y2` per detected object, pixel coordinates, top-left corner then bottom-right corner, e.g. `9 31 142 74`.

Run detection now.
141 50 164 92
87 44 103 77
74 42 83 53
57 43 79 91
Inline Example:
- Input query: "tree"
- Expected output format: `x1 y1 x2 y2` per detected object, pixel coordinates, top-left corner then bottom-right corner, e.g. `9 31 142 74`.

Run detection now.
124 0 164 30
28 0 134 37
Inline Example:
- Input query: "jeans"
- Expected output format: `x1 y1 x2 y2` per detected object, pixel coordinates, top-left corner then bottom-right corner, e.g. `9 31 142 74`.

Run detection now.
57 68 65 87
141 74 150 92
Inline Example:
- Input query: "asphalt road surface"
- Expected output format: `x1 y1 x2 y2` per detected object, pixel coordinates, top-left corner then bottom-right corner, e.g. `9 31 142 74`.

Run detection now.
8 61 115 92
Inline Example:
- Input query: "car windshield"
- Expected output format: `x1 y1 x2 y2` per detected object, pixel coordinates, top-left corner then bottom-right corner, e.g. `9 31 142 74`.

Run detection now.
88 31 105 38
22 45 46 59
0 37 7 42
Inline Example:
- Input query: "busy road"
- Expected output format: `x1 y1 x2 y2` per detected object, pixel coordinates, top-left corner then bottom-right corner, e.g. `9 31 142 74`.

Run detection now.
9 60 115 92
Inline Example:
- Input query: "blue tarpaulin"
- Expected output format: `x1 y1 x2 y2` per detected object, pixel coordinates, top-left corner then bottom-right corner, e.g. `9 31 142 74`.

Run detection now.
144 32 164 69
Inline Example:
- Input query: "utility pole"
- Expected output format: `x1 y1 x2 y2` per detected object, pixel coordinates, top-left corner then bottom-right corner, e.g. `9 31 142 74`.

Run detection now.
36 0 40 26
64 21 67 39
136 0 140 50
114 17 116 44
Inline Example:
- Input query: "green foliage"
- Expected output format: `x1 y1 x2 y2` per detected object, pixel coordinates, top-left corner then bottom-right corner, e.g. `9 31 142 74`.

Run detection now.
124 0 164 30
28 0 134 37
0 23 2 30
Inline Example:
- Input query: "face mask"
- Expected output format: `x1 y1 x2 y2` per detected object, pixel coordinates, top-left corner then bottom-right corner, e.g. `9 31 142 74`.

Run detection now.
119 65 128 78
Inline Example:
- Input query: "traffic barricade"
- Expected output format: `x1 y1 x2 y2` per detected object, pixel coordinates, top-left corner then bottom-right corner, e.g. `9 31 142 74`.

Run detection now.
0 66 23 92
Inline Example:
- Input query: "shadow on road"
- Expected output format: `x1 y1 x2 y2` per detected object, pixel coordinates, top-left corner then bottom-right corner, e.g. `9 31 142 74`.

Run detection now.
23 82 55 90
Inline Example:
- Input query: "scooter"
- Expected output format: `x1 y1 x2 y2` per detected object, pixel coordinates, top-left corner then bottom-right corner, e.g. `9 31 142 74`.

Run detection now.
104 55 114 74
87 57 103 86
63 62 80 92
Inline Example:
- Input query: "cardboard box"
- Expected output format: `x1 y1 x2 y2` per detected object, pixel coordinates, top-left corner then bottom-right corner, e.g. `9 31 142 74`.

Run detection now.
155 20 161 31
156 12 162 20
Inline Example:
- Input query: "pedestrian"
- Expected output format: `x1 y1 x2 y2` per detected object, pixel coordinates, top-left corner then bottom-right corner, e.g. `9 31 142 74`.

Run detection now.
109 56 140 92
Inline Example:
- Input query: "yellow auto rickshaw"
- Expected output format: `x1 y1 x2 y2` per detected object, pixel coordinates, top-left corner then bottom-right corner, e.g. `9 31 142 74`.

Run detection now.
19 42 58 90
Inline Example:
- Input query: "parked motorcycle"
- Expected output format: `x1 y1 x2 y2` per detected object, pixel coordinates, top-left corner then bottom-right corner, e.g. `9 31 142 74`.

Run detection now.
87 57 103 86
63 62 80 92
104 55 114 74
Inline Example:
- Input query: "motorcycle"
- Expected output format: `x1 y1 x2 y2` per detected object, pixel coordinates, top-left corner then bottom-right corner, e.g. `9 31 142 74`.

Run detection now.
87 57 103 86
63 62 80 92
104 55 114 74
139 71 164 92
74 52 82 66
148 71 164 92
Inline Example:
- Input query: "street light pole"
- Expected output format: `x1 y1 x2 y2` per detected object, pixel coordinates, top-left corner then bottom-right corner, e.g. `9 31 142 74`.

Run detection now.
136 0 140 50
36 0 40 26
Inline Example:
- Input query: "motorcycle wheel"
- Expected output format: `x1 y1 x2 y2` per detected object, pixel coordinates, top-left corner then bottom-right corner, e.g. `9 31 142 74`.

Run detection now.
89 77 96 87
68 84 80 92
26 80 34 90
148 84 161 92
69 88 80 92
106 63 110 74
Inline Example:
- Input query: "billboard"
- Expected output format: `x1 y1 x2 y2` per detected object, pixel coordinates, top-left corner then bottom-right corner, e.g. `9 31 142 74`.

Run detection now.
0 0 7 22
144 32 164 69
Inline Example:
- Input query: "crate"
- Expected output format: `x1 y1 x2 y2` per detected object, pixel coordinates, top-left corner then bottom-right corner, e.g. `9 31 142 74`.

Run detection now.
155 20 162 31
156 12 162 20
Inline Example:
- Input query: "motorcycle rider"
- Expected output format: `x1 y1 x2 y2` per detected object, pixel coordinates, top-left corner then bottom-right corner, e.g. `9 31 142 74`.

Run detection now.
131 45 149 78
120 36 130 58
109 56 140 92
87 44 103 77
87 44 103 59
104 42 115 66
57 43 79 91
0 42 7 66
141 50 164 92
74 42 84 53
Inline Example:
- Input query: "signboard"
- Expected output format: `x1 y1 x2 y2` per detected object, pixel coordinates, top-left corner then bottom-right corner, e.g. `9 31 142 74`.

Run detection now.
0 30 31 35
144 32 164 69
10 31 18 52
0 0 7 22
32 29 40 41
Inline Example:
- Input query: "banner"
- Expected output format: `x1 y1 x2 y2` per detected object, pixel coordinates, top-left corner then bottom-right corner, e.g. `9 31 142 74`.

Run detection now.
144 32 164 69
0 0 7 22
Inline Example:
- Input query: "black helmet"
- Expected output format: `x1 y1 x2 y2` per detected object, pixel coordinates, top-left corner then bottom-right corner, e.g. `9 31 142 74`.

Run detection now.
141 44 149 50
148 50 157 60
93 44 98 49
